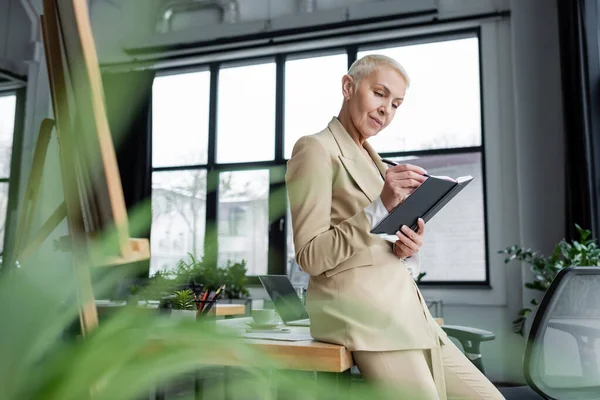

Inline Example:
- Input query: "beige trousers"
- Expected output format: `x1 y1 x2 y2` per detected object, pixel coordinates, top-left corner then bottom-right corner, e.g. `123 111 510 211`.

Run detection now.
353 338 505 400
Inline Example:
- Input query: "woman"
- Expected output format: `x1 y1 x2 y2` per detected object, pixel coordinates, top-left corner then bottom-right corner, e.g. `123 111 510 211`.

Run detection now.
285 54 504 400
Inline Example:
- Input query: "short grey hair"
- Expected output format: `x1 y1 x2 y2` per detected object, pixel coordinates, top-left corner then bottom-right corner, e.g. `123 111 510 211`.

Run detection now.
347 54 410 88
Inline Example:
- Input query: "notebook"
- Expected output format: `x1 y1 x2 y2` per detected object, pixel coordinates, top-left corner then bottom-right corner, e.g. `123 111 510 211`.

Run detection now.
371 174 473 235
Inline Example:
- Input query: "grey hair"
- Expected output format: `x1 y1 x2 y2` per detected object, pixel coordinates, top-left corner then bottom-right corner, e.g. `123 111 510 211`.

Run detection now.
347 54 410 88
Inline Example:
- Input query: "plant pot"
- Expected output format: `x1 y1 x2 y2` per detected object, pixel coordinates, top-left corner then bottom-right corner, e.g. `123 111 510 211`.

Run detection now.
170 310 196 320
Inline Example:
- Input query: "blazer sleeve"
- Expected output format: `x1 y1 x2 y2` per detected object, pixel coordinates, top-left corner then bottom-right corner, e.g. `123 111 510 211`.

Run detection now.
286 135 374 276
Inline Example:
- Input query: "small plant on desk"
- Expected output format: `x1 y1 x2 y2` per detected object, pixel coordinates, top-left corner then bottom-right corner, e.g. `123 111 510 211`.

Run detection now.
172 289 196 311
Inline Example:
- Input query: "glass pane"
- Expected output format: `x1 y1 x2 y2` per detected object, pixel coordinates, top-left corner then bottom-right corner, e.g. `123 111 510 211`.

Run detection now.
0 182 8 250
217 63 276 163
218 170 269 275
286 206 294 275
150 170 207 276
358 37 482 152
386 152 485 281
284 53 348 158
0 95 16 178
152 71 210 168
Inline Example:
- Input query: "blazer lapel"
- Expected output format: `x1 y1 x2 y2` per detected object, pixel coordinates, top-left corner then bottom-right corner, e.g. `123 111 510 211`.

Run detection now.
364 141 387 180
327 117 383 202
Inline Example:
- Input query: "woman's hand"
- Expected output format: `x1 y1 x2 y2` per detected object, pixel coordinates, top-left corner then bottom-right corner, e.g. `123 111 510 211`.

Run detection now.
380 163 428 212
393 218 425 259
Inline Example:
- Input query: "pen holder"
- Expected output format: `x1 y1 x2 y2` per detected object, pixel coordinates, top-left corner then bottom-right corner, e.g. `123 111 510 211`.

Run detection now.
195 299 217 326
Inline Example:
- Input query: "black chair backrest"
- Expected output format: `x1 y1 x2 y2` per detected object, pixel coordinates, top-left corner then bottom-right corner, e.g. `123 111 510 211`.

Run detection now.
524 267 600 399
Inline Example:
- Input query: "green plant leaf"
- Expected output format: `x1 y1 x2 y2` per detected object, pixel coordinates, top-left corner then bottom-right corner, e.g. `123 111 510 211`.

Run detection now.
501 223 600 335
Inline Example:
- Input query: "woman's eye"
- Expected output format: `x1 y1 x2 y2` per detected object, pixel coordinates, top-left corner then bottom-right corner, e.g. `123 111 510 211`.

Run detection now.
375 91 384 97
392 104 399 109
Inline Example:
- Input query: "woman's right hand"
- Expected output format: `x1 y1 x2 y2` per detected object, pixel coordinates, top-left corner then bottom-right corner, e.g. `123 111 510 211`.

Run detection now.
380 163 428 212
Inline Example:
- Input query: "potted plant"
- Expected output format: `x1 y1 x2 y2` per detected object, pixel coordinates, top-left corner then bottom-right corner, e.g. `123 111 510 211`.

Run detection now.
174 253 223 293
170 289 197 319
220 259 251 315
499 224 600 335
222 259 249 300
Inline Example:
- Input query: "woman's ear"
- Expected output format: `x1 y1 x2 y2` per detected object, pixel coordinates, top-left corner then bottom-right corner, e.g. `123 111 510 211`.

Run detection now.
341 74 354 101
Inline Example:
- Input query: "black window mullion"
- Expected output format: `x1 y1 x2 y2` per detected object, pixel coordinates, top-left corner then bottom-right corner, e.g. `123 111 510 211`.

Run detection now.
268 55 287 275
268 166 287 276
204 63 219 267
347 45 358 68
274 55 285 163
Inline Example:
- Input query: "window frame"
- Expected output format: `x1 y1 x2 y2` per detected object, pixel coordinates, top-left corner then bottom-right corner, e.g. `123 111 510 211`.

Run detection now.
1 88 25 260
150 28 490 287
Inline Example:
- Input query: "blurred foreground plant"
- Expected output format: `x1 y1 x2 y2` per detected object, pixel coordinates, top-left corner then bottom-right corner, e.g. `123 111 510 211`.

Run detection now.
0 244 410 400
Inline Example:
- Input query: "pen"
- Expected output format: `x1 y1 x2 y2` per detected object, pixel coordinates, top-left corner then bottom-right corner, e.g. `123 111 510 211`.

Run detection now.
196 290 209 318
381 158 429 177
202 284 226 316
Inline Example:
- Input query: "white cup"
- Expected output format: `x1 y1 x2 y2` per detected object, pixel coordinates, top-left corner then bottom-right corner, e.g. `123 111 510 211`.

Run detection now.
251 309 279 325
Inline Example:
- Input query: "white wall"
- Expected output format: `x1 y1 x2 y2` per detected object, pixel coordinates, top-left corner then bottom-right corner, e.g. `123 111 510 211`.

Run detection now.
2 0 567 385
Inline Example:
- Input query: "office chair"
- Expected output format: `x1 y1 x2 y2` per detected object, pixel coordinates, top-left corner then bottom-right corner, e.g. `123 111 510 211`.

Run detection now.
440 325 496 374
500 267 600 399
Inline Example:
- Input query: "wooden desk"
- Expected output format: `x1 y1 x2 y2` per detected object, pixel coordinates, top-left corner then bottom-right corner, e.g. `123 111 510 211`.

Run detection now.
215 317 353 372
156 317 445 399
155 317 353 400
95 300 246 318
187 316 444 372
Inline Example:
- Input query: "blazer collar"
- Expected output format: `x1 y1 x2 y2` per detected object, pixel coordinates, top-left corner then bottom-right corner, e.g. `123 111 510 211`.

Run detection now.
327 117 385 202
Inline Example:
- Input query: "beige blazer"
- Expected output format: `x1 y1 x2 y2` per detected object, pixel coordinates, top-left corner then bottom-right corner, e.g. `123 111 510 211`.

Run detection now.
286 117 444 352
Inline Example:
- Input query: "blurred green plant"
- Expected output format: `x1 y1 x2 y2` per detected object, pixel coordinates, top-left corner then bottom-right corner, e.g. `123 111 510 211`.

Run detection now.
499 224 600 335
127 284 140 306
173 253 222 292
158 253 249 299
0 254 410 399
222 259 249 299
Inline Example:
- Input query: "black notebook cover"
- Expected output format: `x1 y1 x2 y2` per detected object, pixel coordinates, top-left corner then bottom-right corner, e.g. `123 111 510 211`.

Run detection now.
370 175 473 235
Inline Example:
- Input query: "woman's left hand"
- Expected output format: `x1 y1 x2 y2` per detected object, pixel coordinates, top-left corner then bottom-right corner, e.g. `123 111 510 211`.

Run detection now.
393 218 425 259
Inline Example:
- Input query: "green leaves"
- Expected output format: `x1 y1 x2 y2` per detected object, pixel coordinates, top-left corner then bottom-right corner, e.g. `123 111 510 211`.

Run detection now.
222 259 250 299
172 289 196 310
500 224 600 335
154 253 250 299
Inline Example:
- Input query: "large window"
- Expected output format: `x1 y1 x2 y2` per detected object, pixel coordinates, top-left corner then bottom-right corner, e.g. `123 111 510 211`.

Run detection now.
356 36 487 283
151 32 488 284
0 93 17 251
151 62 276 277
151 71 210 275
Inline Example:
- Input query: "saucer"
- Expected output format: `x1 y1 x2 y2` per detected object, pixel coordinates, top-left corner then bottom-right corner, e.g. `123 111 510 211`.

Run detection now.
246 321 281 330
